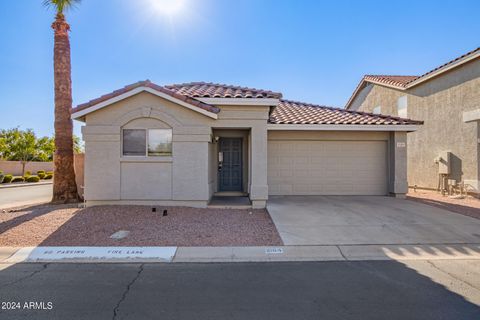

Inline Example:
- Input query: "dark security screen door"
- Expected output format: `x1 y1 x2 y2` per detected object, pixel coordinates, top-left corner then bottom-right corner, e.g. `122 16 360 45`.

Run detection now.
219 138 243 192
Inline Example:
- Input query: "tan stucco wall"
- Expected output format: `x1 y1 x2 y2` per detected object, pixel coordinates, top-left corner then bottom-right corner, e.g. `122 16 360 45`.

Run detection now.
81 91 271 208
80 90 410 207
350 58 480 191
0 161 54 176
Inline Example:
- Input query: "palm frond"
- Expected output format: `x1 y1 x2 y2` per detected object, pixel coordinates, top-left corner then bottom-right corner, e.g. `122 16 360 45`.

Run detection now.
43 0 81 14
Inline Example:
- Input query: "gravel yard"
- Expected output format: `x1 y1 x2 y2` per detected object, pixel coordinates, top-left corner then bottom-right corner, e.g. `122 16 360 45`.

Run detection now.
407 189 480 220
0 204 283 247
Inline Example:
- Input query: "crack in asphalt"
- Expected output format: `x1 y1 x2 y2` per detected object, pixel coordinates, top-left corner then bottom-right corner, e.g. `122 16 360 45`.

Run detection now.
112 264 144 320
426 260 480 290
0 263 49 289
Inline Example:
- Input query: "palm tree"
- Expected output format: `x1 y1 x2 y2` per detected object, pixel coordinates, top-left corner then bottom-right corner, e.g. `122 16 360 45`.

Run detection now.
44 0 80 203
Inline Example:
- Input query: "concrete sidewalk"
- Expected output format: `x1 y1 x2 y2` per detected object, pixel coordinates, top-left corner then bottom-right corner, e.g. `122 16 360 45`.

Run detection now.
0 181 53 189
0 183 52 209
1 244 480 264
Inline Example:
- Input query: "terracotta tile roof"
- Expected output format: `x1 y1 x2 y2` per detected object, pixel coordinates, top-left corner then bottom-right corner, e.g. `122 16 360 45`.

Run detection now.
73 80 221 114
363 75 419 88
165 82 282 99
270 100 422 125
362 48 480 89
74 81 421 126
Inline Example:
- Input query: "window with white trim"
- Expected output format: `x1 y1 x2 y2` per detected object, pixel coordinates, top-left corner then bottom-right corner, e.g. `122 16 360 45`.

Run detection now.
397 95 408 118
122 129 172 156
373 106 381 114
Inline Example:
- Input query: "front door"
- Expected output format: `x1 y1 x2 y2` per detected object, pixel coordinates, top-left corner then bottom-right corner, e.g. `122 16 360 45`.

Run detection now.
219 138 243 192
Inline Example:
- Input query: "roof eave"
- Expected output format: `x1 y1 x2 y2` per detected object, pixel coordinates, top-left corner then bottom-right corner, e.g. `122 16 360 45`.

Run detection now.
405 49 480 88
345 48 480 109
345 79 406 110
267 124 421 132
71 86 219 121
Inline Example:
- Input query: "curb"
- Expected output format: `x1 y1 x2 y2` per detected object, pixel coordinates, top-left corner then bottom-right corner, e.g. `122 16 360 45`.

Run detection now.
1 244 480 264
0 181 53 189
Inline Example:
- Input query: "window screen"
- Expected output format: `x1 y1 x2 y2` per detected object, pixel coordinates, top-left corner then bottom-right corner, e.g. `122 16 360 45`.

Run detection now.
123 129 146 156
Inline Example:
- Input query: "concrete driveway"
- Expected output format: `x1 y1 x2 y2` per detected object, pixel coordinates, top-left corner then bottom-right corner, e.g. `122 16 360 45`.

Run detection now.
267 196 480 245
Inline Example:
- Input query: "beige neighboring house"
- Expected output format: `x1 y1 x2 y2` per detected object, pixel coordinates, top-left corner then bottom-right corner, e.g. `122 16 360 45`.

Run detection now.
346 48 480 193
72 81 420 208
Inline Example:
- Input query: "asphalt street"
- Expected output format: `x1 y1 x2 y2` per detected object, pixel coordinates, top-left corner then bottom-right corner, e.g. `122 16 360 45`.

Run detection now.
0 260 478 319
0 184 52 209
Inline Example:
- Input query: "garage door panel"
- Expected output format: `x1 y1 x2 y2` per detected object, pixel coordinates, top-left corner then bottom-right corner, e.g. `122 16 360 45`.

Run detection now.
268 140 387 195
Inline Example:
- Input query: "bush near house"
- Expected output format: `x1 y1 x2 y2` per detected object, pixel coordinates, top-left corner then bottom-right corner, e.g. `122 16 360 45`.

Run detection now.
24 171 32 179
2 174 13 183
0 170 4 183
44 174 53 180
38 172 46 179
25 175 40 183
11 176 25 183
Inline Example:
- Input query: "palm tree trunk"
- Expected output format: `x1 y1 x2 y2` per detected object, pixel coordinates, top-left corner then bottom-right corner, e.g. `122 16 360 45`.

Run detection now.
51 13 78 203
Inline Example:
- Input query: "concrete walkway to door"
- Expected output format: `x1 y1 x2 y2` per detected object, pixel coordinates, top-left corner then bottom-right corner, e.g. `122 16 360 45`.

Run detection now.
267 196 480 246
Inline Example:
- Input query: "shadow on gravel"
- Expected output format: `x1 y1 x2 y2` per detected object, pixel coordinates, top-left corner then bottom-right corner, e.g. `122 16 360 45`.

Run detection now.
0 204 74 236
37 205 283 247
0 260 478 319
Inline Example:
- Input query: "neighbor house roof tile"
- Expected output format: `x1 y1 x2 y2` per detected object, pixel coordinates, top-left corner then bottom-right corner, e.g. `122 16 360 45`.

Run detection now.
362 75 419 88
270 100 422 125
345 47 480 109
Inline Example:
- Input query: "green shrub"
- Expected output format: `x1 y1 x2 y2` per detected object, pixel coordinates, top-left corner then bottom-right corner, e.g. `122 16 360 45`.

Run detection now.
46 171 53 175
37 170 45 174
25 171 31 176
0 170 3 174
11 176 25 183
38 172 46 179
44 174 53 180
3 174 13 183
0 171 4 183
26 175 40 183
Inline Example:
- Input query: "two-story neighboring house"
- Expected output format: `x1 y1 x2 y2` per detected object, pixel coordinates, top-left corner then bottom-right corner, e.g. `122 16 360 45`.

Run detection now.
345 47 480 193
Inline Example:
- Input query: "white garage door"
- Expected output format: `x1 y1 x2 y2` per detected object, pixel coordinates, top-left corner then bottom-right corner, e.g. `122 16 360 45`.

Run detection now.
268 140 388 195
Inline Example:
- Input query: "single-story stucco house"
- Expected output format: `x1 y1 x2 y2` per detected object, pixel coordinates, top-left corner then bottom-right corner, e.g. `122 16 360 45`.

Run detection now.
345 47 480 193
72 81 421 208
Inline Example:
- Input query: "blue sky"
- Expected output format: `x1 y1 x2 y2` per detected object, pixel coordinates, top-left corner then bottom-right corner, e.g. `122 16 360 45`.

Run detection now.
0 0 479 137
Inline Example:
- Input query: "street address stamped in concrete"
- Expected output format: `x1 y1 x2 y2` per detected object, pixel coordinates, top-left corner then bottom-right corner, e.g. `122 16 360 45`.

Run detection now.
265 248 284 254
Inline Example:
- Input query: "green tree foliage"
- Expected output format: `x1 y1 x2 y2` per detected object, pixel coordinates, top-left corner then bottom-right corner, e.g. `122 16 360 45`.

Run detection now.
0 128 82 175
0 128 38 176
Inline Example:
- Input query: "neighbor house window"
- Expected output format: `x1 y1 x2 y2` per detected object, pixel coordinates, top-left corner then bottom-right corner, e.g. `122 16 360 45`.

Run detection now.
397 95 408 118
122 129 172 156
373 106 381 114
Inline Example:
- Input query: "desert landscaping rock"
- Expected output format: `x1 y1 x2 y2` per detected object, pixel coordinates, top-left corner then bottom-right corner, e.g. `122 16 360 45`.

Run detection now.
0 204 79 247
0 204 283 247
110 230 131 239
408 189 480 220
